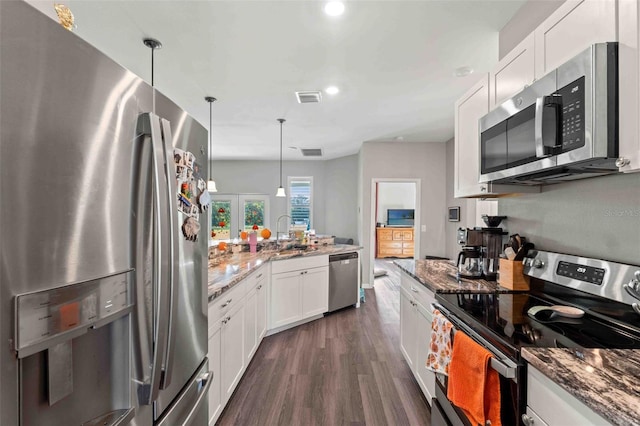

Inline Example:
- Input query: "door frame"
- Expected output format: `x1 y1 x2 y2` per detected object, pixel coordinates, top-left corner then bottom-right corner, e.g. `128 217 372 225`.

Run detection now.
366 178 421 288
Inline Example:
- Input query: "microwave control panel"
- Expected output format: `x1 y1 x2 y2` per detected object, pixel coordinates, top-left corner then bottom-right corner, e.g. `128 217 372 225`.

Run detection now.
558 76 585 151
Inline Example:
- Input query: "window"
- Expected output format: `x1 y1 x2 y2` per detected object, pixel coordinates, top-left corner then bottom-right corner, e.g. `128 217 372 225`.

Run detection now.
288 176 313 229
210 194 270 242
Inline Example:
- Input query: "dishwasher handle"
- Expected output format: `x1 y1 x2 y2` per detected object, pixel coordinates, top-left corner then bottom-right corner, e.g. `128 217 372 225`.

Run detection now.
329 252 359 262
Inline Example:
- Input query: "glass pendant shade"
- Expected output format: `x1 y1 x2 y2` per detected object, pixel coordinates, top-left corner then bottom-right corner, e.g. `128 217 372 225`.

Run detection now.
276 186 286 197
207 180 218 192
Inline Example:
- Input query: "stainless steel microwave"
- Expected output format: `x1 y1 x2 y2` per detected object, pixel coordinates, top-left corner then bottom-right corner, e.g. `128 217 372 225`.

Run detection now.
479 42 618 185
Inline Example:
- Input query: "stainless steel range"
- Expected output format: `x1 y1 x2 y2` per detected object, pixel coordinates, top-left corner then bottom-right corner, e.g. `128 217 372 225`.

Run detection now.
432 250 640 426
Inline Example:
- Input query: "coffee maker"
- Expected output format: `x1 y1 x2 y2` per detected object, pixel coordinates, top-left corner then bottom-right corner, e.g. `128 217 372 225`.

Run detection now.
456 228 483 279
457 218 507 281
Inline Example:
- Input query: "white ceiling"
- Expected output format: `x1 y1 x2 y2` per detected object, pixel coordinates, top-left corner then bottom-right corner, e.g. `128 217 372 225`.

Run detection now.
27 0 524 160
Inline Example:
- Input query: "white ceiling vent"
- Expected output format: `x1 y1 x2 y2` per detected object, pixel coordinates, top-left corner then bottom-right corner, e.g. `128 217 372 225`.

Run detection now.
295 91 322 104
301 148 323 157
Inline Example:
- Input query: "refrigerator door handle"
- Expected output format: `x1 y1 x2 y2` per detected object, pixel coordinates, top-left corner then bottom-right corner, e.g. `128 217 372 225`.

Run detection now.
146 112 172 404
158 117 179 390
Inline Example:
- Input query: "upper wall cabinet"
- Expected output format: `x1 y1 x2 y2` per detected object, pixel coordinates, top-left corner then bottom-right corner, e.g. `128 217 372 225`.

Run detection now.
490 33 536 110
618 0 640 172
534 0 617 79
454 75 539 198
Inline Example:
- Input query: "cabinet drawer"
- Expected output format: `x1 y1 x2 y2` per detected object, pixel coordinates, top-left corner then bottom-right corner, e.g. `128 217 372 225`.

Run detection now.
401 231 413 241
271 254 328 274
392 230 405 240
377 230 393 240
379 241 403 249
400 271 435 310
209 279 248 326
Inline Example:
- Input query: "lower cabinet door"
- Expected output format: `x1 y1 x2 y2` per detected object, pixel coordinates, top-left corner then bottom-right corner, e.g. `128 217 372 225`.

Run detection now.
301 266 328 318
270 271 302 328
221 302 245 402
399 288 417 369
207 323 222 425
244 288 258 363
415 303 435 401
256 277 267 340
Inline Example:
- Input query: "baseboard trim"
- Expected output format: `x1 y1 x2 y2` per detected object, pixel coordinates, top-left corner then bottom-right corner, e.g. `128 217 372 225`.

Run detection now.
265 314 324 336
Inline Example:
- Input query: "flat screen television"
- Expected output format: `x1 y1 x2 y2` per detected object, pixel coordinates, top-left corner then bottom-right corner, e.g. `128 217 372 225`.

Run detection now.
387 209 414 226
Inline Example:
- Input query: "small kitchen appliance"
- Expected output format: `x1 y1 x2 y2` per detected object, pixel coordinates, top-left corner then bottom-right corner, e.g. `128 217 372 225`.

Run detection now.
456 228 484 279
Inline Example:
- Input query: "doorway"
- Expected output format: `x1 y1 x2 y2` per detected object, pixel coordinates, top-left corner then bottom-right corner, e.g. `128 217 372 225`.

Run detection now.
367 178 421 288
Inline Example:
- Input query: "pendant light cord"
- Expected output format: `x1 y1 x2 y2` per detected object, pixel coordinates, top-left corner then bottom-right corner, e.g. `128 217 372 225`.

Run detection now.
278 118 285 187
206 97 217 181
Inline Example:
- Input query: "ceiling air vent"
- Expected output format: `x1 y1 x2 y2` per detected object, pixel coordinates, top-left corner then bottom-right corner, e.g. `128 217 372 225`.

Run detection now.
301 148 323 157
295 91 322 104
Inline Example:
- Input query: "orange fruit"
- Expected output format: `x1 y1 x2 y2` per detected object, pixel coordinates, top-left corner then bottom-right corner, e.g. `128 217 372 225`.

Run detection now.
260 228 271 239
240 231 248 240
218 242 228 251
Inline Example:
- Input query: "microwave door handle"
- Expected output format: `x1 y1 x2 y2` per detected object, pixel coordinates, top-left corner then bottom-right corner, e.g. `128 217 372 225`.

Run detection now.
159 117 179 390
535 94 563 158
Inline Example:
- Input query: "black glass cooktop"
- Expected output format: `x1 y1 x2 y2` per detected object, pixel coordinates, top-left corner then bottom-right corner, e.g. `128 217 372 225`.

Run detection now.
436 283 640 360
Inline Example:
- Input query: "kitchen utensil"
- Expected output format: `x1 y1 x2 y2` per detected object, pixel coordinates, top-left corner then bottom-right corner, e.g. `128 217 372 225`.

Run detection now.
504 247 516 260
527 305 585 319
481 215 507 227
508 234 521 252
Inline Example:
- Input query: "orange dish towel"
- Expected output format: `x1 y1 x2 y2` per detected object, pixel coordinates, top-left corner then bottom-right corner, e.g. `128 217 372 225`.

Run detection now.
447 331 501 426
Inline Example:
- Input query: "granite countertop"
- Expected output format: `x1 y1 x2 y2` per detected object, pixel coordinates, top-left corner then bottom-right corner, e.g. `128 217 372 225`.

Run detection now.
393 259 520 293
522 348 640 426
207 244 362 301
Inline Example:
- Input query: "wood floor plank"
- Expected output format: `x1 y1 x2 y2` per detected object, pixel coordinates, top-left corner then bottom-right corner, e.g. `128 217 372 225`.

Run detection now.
216 264 431 425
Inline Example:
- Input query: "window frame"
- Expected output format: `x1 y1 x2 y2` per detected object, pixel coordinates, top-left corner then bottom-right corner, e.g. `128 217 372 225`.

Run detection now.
287 176 313 229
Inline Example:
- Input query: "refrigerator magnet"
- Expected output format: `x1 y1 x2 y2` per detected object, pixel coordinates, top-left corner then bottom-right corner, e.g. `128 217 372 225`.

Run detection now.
182 216 200 241
174 148 186 166
198 189 211 212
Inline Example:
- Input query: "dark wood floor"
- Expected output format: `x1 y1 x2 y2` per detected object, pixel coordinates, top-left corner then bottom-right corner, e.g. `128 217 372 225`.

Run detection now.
217 260 431 425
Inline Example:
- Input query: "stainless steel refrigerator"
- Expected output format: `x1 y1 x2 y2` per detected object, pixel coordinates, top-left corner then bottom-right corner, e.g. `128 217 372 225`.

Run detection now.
1 2 210 425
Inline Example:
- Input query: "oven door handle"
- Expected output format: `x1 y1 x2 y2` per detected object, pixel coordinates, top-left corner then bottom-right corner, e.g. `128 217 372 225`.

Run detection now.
490 357 517 380
434 302 519 382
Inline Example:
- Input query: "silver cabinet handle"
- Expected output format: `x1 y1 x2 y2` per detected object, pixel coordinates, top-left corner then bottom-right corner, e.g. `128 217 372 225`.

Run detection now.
257 285 262 290
221 298 232 308
410 287 418 293
257 273 263 279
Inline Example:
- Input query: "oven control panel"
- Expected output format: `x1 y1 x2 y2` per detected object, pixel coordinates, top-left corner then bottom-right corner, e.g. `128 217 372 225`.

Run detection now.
556 261 605 285
524 250 640 308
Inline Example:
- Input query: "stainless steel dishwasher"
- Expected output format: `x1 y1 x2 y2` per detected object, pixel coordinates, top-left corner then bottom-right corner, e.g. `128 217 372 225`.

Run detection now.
328 252 359 312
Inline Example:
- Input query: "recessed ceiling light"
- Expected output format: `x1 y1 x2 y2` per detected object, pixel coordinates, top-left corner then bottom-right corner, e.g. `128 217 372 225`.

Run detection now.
325 86 340 95
454 66 474 77
324 1 345 17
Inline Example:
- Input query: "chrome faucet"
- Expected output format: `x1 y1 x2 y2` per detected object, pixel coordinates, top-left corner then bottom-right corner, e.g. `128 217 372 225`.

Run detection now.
276 214 291 241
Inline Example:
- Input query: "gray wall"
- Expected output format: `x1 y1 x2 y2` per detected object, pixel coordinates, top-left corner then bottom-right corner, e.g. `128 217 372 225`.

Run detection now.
499 173 640 264
497 0 640 265
498 0 564 59
212 155 358 242
359 142 447 285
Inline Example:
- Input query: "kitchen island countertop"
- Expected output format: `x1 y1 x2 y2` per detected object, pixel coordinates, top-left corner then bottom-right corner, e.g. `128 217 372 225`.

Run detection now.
393 259 520 293
522 347 640 426
207 244 362 301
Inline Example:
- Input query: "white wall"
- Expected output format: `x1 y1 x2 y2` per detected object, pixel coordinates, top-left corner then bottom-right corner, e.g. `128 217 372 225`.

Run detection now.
212 155 358 243
377 182 416 224
359 142 447 285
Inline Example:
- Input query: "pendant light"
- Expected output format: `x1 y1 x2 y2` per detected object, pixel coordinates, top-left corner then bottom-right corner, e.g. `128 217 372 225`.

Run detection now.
205 96 218 192
276 118 286 197
143 38 162 113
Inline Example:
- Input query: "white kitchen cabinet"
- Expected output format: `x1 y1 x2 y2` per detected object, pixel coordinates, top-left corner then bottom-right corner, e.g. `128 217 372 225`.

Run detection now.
399 288 418 370
534 0 617 80
270 270 303 328
256 271 268 341
399 271 436 404
490 33 536 109
454 75 536 198
244 285 258 363
526 365 610 425
269 255 329 331
618 0 640 173
207 317 222 425
221 300 244 402
301 266 329 318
